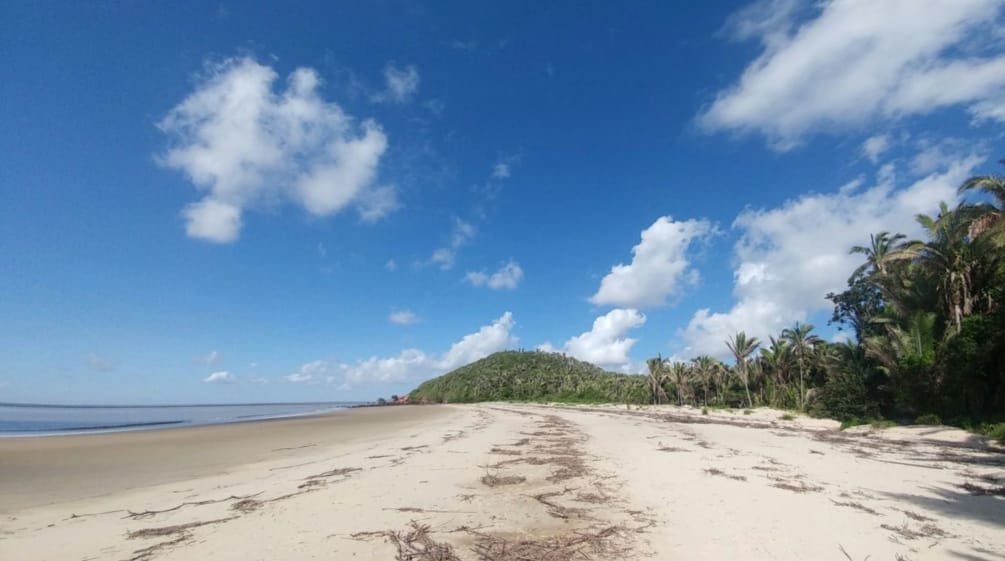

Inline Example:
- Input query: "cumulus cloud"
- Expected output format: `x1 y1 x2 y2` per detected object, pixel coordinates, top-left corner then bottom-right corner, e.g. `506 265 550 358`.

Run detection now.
158 57 394 242
336 312 517 388
700 0 1005 148
465 261 523 290
374 63 420 103
591 217 716 308
204 371 234 383
861 134 892 164
389 310 419 325
430 218 476 270
561 309 647 369
678 153 984 358
286 359 329 383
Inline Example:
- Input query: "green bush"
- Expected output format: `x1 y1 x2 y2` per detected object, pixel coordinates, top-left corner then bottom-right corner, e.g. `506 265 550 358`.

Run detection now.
914 413 942 425
979 422 1005 443
780 413 795 421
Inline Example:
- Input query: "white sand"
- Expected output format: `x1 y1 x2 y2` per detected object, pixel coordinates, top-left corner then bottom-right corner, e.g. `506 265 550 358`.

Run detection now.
1 403 1002 560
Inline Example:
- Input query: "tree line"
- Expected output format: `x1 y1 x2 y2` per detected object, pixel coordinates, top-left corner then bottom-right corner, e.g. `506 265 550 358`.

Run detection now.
644 160 1005 437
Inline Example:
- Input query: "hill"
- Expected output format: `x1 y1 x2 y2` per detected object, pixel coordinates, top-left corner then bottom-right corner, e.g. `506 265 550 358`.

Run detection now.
408 350 649 404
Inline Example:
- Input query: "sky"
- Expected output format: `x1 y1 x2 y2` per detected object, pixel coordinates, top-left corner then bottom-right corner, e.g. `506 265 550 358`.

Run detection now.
2 1 1004 404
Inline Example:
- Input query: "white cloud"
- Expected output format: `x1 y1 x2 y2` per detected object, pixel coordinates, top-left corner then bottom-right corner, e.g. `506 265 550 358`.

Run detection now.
201 350 221 366
700 0 1005 148
591 216 716 308
437 312 517 371
204 371 234 383
389 310 419 325
183 199 242 243
492 162 511 179
562 309 647 369
286 360 329 383
87 353 115 373
336 312 517 388
430 218 476 270
861 134 892 164
679 153 984 358
158 57 391 242
374 63 420 103
537 342 558 353
465 260 523 290
355 184 399 222
384 259 398 271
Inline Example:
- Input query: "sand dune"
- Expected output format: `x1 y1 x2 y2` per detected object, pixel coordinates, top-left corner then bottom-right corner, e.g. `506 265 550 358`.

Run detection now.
1 403 1002 560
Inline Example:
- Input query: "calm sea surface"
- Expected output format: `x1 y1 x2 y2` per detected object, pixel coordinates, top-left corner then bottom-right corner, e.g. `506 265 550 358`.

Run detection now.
0 402 361 436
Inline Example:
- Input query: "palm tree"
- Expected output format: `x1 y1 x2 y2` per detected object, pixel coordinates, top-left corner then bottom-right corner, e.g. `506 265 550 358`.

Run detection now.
726 331 760 408
850 231 915 278
781 322 821 410
691 355 716 407
645 355 670 405
914 202 982 334
959 158 1005 247
758 337 791 407
669 361 689 405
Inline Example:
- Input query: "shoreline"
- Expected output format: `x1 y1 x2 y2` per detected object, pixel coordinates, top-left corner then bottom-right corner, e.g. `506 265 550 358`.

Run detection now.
0 404 453 512
0 402 366 439
2 402 1002 561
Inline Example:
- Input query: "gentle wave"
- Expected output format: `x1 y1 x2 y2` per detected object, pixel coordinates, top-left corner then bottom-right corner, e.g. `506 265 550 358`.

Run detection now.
0 402 360 437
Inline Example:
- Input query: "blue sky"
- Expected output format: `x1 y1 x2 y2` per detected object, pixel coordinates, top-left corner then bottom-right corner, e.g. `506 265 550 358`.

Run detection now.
2 1 1004 404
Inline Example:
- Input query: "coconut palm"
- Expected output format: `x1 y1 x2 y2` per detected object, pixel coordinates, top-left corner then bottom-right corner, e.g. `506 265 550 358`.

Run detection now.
726 331 760 408
691 355 717 407
781 322 821 410
914 202 982 333
667 361 689 405
850 231 915 278
645 355 670 405
959 159 1005 247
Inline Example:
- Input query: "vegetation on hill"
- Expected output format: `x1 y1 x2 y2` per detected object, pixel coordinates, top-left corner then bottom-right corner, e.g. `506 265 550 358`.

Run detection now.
408 351 648 404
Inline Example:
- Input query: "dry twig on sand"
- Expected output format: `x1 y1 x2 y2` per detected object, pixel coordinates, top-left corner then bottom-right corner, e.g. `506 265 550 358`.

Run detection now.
352 521 460 561
124 493 262 519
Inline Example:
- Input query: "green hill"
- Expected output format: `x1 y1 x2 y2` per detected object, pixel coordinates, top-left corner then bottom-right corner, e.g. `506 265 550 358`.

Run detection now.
408 350 649 404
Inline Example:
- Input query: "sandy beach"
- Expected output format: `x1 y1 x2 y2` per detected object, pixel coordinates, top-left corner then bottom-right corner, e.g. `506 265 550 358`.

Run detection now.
1 403 1003 561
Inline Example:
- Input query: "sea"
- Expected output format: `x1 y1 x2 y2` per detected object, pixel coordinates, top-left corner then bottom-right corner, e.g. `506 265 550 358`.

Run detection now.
0 401 362 437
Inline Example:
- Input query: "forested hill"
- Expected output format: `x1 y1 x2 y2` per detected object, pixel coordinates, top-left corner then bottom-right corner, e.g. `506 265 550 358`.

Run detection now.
408 351 649 404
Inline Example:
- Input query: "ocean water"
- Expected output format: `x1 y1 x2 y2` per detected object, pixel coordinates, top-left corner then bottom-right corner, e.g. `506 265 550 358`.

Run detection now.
0 402 360 436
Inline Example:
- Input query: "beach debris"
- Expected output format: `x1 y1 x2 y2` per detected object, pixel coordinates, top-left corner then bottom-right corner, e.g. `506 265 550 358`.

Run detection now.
829 499 879 515
124 493 262 519
959 481 1005 496
303 466 361 481
770 477 824 493
230 498 263 513
480 473 526 487
126 517 238 561
270 443 317 452
532 489 588 520
703 468 747 481
467 524 628 561
351 521 461 561
881 522 949 541
489 447 522 456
